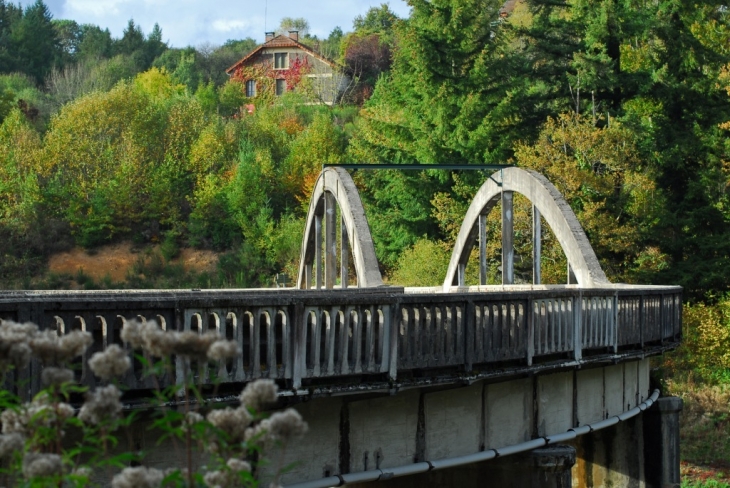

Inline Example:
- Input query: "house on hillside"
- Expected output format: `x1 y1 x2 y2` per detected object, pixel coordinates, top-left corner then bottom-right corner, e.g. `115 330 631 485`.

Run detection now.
226 31 349 105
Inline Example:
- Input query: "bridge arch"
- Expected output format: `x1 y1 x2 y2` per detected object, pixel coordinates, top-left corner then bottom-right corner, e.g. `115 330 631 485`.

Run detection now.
297 167 383 289
443 167 609 289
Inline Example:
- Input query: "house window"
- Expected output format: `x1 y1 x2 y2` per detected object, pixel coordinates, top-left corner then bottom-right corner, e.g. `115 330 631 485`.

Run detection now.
274 52 288 69
245 80 256 97
275 79 286 96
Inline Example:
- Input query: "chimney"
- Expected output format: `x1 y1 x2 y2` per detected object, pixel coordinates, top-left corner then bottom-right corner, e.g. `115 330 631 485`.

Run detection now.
265 31 275 42
288 30 299 41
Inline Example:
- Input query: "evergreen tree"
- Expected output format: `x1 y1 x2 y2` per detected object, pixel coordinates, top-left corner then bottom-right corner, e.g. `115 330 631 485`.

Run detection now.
351 0 515 164
144 23 167 67
10 0 58 83
53 19 81 66
514 0 730 294
114 19 145 62
77 24 113 61
0 0 22 73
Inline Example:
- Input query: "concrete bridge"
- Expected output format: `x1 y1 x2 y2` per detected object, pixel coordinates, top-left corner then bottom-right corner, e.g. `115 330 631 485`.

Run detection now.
1 167 682 487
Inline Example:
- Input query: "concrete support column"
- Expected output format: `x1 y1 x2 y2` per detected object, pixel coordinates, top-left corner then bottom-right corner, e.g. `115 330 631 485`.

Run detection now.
502 190 514 285
341 216 349 289
324 193 337 289
479 213 487 286
644 396 683 488
528 445 576 488
315 213 322 289
532 205 541 285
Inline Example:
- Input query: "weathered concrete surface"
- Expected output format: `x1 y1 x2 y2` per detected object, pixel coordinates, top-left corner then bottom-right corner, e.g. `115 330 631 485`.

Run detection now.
538 371 574 437
605 363 625 417
638 358 651 404
576 368 604 427
283 361 656 485
571 415 646 488
644 396 683 488
424 383 482 460
485 377 533 448
64 359 668 487
265 397 342 483
444 167 610 288
297 167 383 289
348 389 421 472
624 360 639 410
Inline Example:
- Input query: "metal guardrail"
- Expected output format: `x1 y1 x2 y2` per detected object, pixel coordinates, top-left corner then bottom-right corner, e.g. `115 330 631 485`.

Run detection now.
0 285 682 399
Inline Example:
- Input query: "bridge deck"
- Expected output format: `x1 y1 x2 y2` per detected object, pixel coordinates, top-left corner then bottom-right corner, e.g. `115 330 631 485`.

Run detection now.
1 284 680 400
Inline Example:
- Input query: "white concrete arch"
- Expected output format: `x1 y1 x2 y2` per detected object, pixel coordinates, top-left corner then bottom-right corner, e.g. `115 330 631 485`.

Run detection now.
297 167 383 289
443 167 609 290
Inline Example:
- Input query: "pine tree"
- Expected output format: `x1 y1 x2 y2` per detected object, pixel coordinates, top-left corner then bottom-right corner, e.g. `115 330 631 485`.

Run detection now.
516 0 730 294
0 0 22 73
144 23 167 68
77 24 113 62
9 0 57 82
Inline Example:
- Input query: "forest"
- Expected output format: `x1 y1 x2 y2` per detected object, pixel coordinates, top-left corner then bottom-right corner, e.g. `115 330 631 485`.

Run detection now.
2 0 730 478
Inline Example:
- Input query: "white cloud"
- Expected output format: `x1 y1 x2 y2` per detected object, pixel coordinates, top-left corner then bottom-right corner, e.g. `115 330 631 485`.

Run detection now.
18 0 412 47
212 19 251 33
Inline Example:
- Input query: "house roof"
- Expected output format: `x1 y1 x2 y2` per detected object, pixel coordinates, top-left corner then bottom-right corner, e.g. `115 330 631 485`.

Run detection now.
225 34 339 75
500 0 521 16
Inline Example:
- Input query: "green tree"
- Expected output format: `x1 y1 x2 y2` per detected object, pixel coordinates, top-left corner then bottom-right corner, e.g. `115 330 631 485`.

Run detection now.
52 19 81 66
145 23 167 65
353 3 399 42
77 24 113 61
276 17 310 37
10 0 59 83
0 0 22 73
390 238 451 286
351 0 518 164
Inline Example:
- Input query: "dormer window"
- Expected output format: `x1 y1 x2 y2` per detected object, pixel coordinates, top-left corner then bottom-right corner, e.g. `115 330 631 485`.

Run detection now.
275 53 288 69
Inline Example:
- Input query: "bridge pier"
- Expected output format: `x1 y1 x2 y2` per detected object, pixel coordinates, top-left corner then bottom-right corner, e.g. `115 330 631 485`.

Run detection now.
644 396 683 488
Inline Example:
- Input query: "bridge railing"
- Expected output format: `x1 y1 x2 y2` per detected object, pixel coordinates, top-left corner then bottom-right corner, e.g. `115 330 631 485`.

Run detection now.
0 285 681 398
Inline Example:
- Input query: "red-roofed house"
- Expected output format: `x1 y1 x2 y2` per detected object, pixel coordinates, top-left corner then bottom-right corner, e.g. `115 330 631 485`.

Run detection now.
226 31 349 105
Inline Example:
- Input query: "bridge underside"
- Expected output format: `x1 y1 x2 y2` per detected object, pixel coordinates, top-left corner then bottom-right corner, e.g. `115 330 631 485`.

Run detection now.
93 357 678 488
271 358 661 487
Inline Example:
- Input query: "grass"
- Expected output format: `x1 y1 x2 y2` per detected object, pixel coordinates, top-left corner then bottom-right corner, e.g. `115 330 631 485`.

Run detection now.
664 377 730 485
682 481 730 488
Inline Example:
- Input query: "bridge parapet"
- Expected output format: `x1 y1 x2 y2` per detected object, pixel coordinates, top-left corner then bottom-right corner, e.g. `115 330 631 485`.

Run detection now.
1 284 681 400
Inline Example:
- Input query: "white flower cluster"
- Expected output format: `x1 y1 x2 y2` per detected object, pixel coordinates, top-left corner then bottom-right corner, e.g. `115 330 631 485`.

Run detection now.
22 452 63 478
88 344 131 380
0 433 23 459
1 392 74 437
121 319 239 361
0 320 92 370
30 329 93 365
78 384 123 426
41 367 74 387
203 458 252 488
239 379 278 412
111 466 165 488
237 380 308 447
207 406 252 443
0 321 36 370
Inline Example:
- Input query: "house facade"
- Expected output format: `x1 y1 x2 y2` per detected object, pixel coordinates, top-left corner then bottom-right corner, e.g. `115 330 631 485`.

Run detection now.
226 31 349 105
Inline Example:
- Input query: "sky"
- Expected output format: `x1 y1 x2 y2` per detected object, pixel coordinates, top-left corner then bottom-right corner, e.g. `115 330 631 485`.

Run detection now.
17 0 412 48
